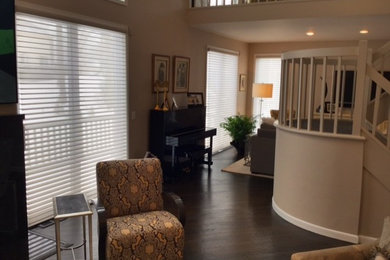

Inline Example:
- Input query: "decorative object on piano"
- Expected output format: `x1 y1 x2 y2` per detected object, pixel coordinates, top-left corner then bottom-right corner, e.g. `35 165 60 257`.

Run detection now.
161 87 170 111
153 81 169 110
152 54 170 93
172 94 188 110
220 115 256 159
172 96 178 110
173 56 190 93
187 92 203 107
239 74 247 92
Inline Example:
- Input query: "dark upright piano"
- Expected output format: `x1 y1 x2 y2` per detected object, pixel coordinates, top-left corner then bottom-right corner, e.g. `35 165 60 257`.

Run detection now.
149 106 216 175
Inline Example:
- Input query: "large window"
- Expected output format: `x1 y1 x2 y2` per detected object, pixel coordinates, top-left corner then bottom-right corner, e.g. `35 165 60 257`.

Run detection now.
253 57 281 124
16 13 128 226
206 49 238 152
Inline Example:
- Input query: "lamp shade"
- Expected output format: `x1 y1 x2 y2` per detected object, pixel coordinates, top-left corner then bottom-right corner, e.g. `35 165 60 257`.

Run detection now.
252 83 273 98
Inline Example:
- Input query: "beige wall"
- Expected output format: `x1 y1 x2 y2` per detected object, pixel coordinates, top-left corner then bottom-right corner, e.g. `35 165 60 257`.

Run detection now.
360 168 390 237
272 124 390 241
274 127 365 242
359 131 390 237
2 0 248 157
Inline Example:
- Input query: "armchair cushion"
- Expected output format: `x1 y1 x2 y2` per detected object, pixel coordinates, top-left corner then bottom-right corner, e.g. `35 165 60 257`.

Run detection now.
96 158 185 259
106 210 184 259
368 216 390 260
96 159 163 219
261 117 275 126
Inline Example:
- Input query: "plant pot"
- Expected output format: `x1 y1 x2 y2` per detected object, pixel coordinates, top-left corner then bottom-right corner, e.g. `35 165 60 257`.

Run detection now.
230 140 245 159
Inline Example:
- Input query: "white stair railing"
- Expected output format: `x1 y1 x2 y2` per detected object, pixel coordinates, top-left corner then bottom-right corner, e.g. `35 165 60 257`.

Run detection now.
363 41 390 150
279 46 360 136
190 0 319 8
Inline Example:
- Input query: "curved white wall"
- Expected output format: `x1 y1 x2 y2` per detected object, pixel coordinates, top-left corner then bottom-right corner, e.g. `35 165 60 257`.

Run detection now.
273 126 365 243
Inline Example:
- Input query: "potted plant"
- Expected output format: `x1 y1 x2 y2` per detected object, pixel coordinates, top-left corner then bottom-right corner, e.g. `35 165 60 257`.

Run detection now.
220 115 256 158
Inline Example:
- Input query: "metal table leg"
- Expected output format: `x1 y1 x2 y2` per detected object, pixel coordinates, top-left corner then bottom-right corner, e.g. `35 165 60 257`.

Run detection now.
83 216 86 259
88 214 93 260
55 219 61 260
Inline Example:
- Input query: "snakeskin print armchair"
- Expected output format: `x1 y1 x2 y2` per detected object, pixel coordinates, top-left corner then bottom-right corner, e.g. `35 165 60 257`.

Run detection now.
96 158 185 260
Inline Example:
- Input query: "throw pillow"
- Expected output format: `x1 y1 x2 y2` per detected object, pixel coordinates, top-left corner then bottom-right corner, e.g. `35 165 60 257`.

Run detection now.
270 110 279 120
261 117 275 126
374 252 387 260
379 216 390 252
368 247 389 260
368 216 390 260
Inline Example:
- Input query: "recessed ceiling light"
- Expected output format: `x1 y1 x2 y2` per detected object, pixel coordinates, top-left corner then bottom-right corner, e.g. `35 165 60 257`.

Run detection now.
306 31 314 36
360 29 369 34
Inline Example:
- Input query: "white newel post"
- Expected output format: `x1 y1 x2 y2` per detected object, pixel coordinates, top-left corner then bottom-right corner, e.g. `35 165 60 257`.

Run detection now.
362 48 372 135
353 40 368 135
388 99 390 149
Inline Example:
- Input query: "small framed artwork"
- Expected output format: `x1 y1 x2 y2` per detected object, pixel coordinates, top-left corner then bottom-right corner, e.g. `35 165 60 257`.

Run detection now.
239 74 247 92
152 54 170 92
173 56 190 93
187 92 203 107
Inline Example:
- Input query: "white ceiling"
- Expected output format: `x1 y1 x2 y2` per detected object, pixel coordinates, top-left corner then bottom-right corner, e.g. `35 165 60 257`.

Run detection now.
192 15 390 43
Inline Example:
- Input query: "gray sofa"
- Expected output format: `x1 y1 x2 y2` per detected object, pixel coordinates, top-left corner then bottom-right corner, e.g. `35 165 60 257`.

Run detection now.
249 122 276 175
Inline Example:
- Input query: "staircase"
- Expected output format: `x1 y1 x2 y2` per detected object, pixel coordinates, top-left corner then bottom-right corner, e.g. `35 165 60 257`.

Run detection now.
359 41 390 239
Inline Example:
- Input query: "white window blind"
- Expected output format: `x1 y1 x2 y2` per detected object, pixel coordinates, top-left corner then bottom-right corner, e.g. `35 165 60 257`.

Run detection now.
206 49 238 152
253 57 281 126
16 13 128 226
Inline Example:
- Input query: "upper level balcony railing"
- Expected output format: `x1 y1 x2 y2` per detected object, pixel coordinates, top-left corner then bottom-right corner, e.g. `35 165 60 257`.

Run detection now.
191 0 299 8
277 40 390 150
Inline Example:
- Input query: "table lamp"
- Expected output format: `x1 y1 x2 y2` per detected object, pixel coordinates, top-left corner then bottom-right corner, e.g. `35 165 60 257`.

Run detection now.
252 83 273 118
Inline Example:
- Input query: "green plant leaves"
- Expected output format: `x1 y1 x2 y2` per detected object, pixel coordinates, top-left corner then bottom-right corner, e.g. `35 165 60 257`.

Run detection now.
220 115 256 143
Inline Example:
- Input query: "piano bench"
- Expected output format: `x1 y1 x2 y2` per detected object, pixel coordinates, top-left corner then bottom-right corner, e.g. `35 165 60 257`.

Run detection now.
176 145 213 170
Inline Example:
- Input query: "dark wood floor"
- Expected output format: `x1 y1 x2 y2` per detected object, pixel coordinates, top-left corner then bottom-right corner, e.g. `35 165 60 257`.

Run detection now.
32 148 350 260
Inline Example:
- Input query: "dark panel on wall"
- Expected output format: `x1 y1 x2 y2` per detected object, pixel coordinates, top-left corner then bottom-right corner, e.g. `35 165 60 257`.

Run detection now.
0 0 18 103
0 115 28 259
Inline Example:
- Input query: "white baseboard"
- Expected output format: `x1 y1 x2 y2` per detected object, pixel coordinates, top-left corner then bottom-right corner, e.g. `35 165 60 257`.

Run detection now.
359 235 377 244
272 197 359 243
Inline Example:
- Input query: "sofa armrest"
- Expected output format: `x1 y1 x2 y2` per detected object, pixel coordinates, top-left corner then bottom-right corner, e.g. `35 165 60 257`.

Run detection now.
250 133 276 175
163 192 185 226
96 201 107 260
291 243 376 260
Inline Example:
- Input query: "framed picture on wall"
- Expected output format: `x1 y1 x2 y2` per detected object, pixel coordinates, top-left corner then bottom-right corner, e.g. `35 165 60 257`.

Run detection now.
187 92 203 107
239 74 247 92
173 56 190 93
152 54 170 92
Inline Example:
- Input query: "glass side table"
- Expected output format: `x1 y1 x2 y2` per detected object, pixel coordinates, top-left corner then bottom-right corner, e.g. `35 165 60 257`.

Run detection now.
53 193 93 260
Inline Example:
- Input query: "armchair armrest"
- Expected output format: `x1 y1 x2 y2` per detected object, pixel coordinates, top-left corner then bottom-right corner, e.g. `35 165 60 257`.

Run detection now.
291 243 376 260
96 201 107 260
163 192 185 226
